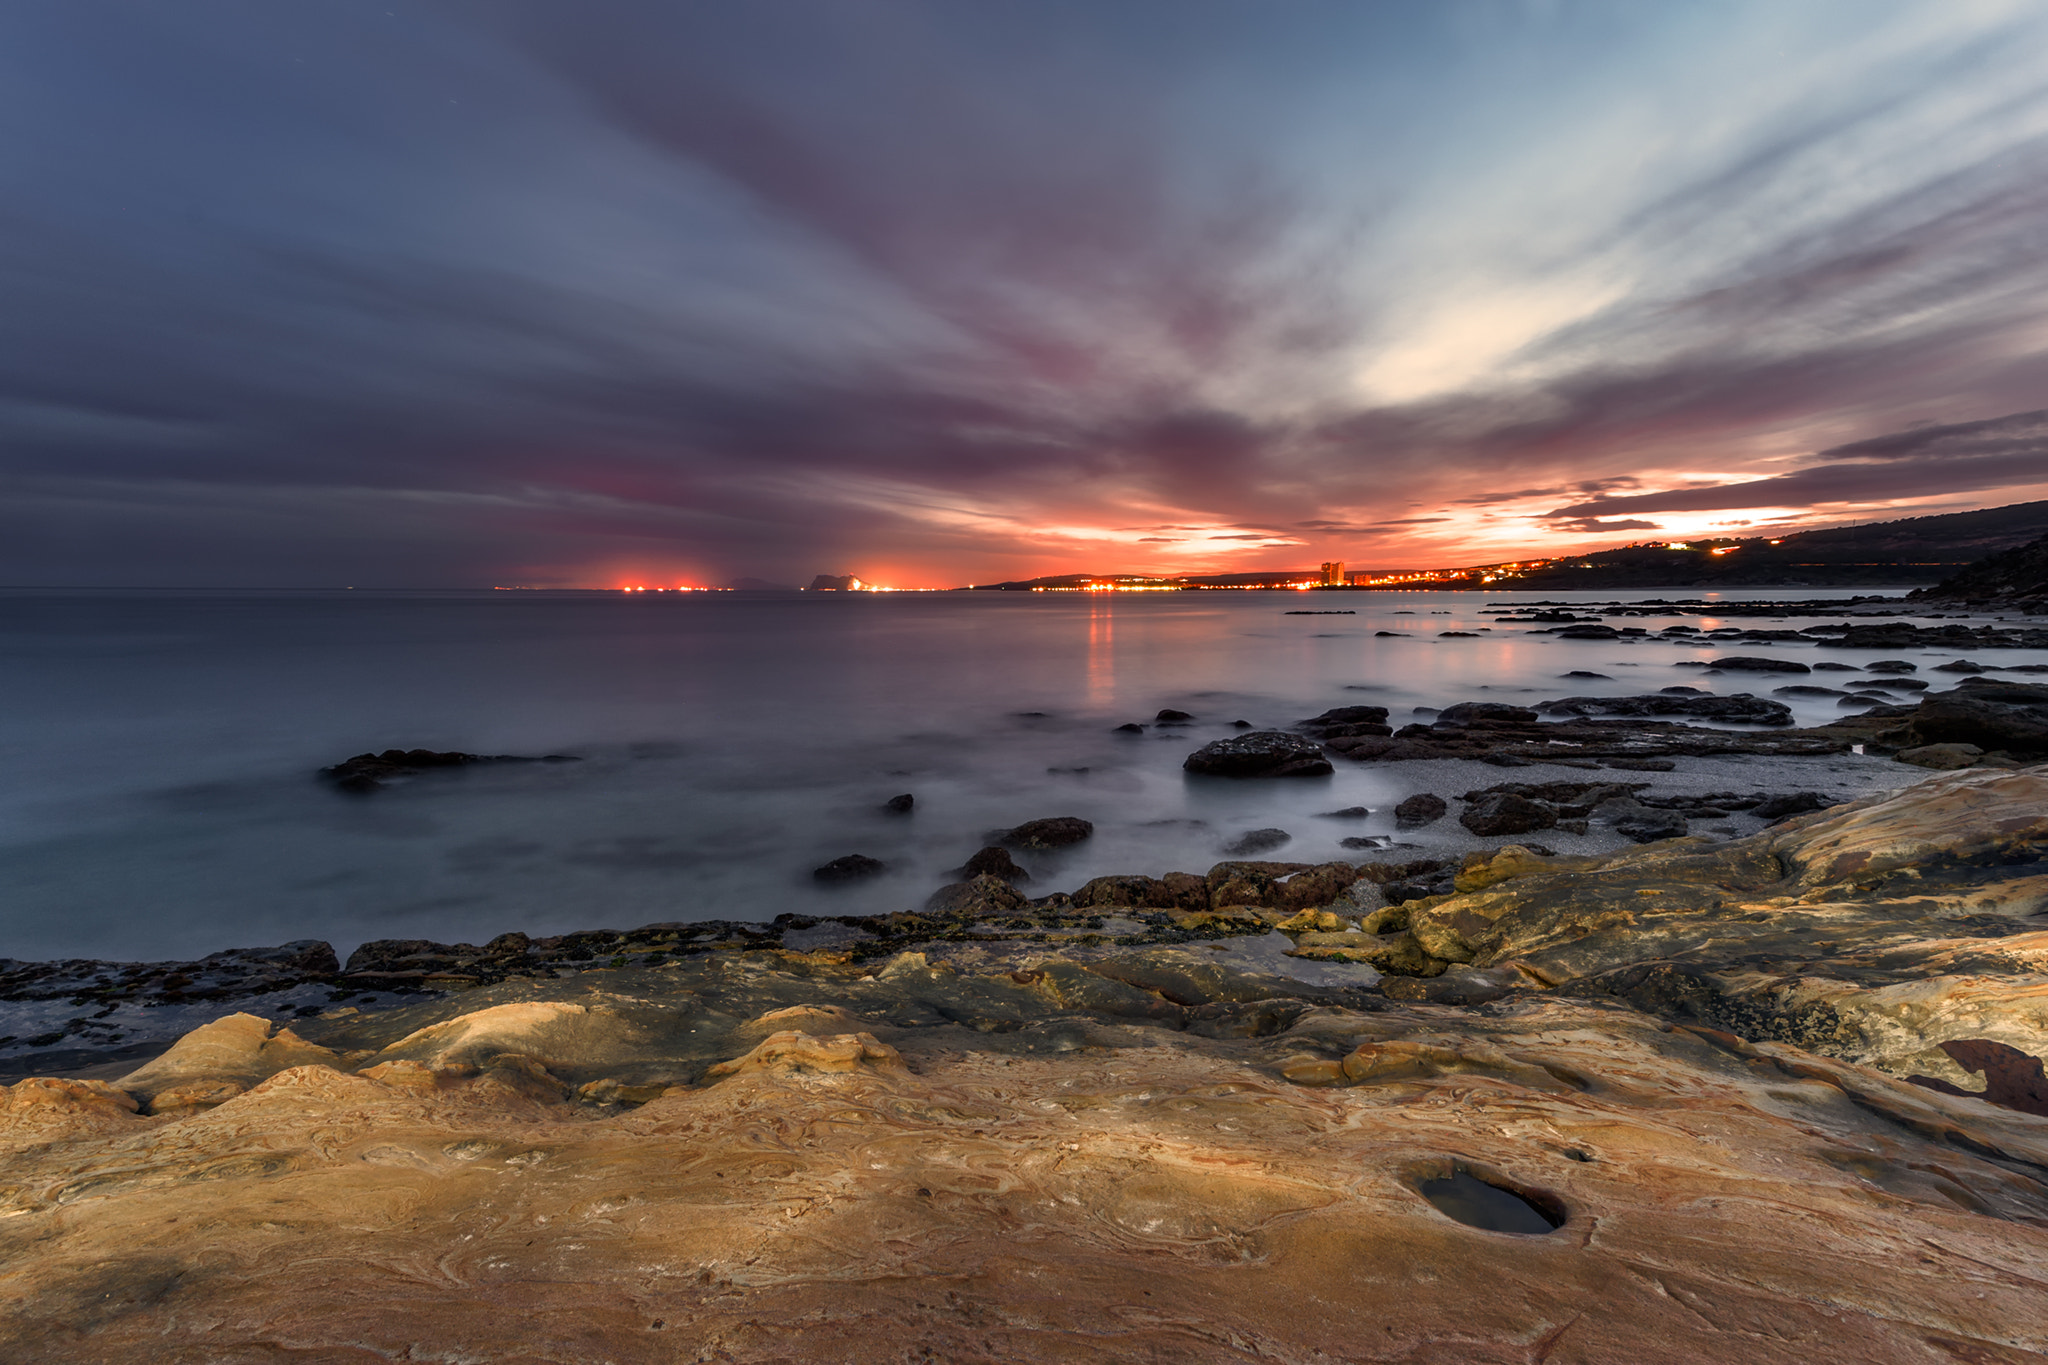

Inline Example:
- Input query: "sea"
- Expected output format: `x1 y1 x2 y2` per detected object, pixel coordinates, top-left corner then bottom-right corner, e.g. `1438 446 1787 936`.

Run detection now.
2 585 2029 965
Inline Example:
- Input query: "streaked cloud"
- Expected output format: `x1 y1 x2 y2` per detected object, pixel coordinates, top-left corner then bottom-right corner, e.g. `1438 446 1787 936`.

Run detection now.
2 0 2047 585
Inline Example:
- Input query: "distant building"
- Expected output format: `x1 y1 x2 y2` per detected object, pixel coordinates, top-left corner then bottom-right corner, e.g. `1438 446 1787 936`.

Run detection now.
806 574 867 591
1345 570 1371 585
1320 561 1344 586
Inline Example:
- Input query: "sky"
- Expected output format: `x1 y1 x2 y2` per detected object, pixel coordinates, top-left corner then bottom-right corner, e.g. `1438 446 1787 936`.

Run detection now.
5 1 2048 589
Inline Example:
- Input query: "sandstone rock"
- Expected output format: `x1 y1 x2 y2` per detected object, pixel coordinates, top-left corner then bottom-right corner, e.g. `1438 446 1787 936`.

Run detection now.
1182 731 1334 777
702 1030 908 1081
115 1012 338 1107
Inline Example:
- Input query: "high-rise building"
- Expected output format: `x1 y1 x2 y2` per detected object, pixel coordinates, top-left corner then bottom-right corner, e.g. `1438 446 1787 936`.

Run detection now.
1320 561 1344 586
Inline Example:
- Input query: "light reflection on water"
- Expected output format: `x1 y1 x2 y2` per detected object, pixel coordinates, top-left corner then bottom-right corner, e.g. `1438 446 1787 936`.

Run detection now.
0 585 2014 962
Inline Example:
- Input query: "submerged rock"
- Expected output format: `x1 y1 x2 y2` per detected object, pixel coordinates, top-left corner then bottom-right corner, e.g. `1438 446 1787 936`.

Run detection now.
1393 793 1448 827
814 854 888 882
319 748 579 793
1000 816 1095 849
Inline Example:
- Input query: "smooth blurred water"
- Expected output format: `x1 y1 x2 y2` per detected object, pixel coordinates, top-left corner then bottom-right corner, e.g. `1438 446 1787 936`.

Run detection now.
1 584 2015 963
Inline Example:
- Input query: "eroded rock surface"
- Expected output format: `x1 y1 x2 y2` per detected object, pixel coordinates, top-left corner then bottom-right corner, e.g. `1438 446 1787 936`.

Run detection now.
6 768 2048 1361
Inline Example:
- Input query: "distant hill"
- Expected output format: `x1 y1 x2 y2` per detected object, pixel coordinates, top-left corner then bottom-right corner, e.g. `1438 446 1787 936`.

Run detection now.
959 500 2048 592
1911 529 2048 609
1498 499 2048 590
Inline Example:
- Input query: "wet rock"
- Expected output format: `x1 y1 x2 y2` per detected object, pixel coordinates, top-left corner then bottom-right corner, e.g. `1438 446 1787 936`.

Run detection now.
1706 656 1811 673
883 793 915 813
1744 789 1826 822
923 874 1029 915
1223 829 1292 856
1896 743 1986 770
1865 660 1919 673
319 748 578 793
1553 624 1620 639
961 846 1031 882
1113 722 1145 733
1154 708 1194 723
1315 806 1371 819
1182 731 1334 778
1394 793 1448 827
1000 817 1095 850
1459 793 1556 837
1904 678 2048 754
1069 874 1184 910
1297 704 1392 739
814 854 888 883
1537 693 1793 725
1932 660 1987 674
1437 702 1538 726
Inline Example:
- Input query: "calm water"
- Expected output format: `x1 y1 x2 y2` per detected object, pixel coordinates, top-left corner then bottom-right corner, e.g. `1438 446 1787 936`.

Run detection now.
0 585 1999 963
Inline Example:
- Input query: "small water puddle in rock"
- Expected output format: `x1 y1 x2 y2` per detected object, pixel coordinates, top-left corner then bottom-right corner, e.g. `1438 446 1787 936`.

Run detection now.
1417 1170 1562 1234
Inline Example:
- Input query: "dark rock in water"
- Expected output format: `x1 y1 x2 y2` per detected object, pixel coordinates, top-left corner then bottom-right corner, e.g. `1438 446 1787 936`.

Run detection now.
1932 660 1987 674
1374 630 1408 637
1298 704 1391 739
1706 656 1810 673
1537 693 1792 725
1070 873 1200 910
1001 816 1095 849
1155 708 1195 723
1609 810 1690 843
813 854 887 883
1907 679 2048 753
1460 793 1556 837
961 846 1030 882
1812 661 1860 671
1774 685 1849 697
1395 793 1448 827
923 874 1028 915
1230 719 1253 728
1183 731 1334 778
1440 631 1480 638
319 748 580 793
1316 806 1371 819
1660 686 1708 694
1437 702 1538 726
1561 671 1611 679
1113 722 1146 733
883 793 915 814
1600 758 1675 772
1865 660 1918 674
1751 791 1831 822
1223 828 1291 856
1553 624 1621 640
1868 678 1929 691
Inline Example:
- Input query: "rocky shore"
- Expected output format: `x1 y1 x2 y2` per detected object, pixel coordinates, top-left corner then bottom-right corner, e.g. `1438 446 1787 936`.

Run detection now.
2 760 2045 1361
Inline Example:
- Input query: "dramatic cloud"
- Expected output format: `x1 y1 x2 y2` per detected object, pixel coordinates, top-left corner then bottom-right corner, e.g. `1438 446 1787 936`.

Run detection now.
4 1 2048 585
